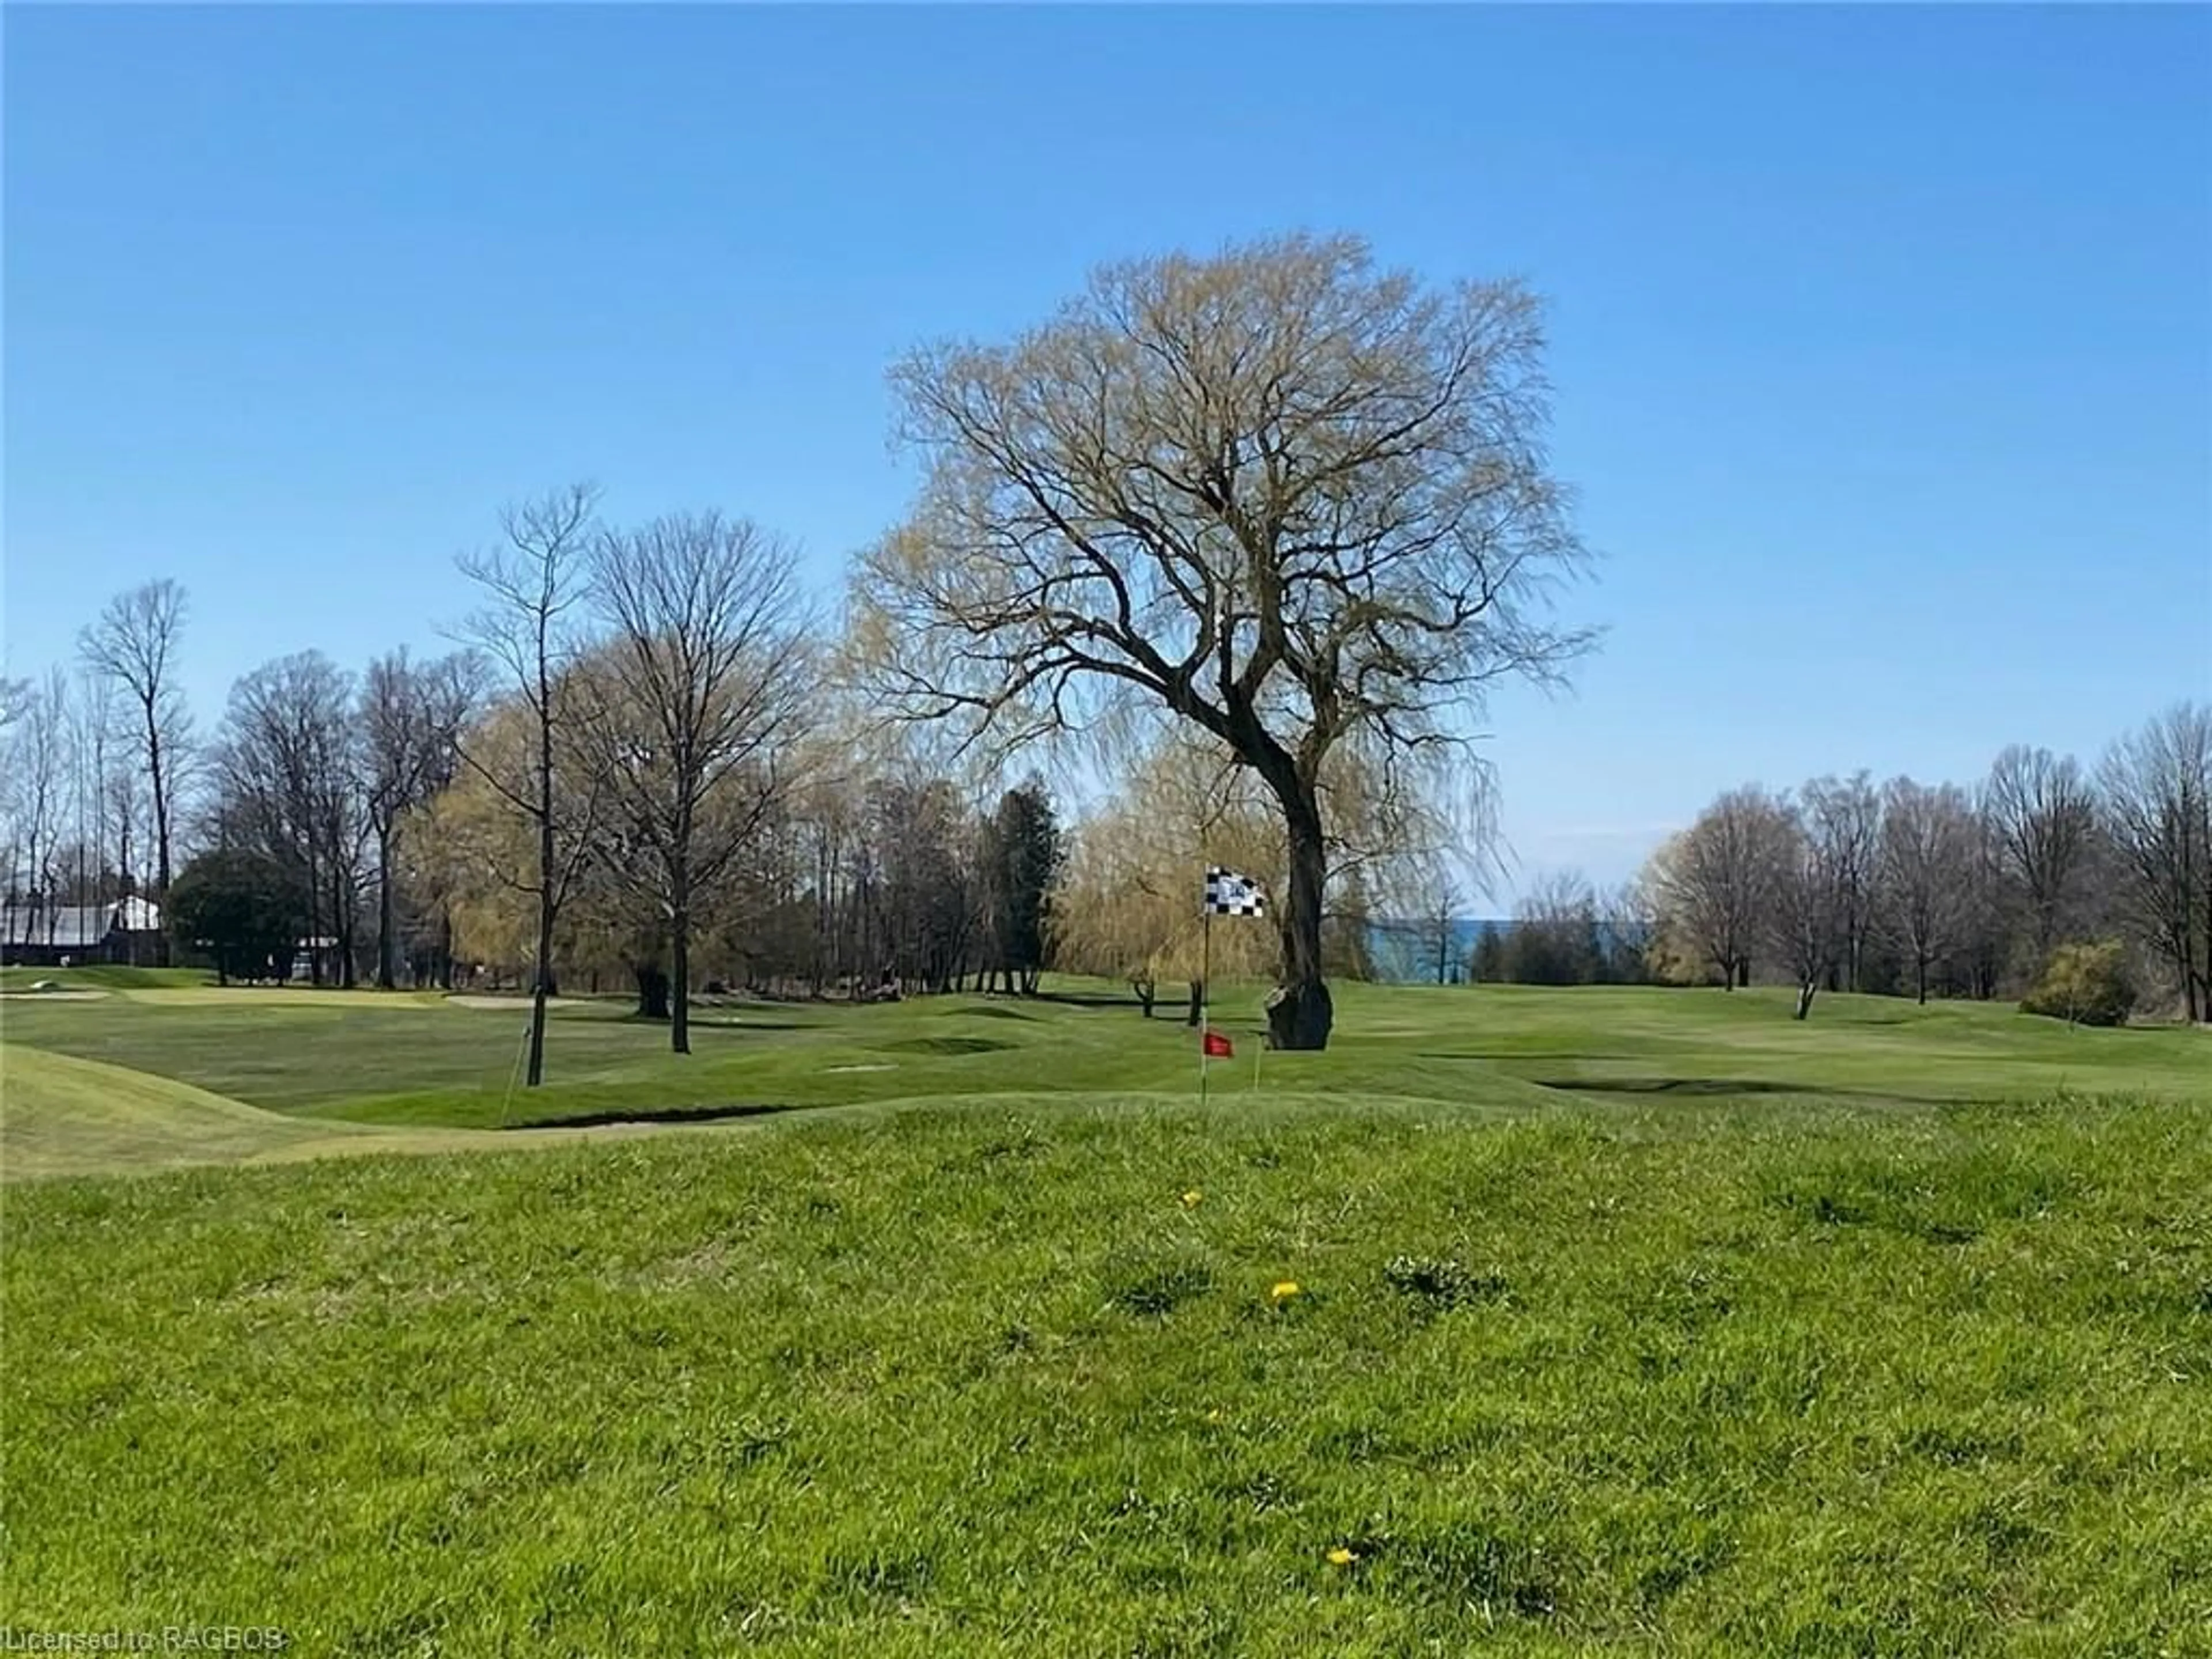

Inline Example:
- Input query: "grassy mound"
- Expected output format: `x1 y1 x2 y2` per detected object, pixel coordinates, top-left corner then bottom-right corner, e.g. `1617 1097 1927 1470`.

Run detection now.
0 1047 366 1178
0 964 211 993
5 1089 2210 1653
0 1047 627 1180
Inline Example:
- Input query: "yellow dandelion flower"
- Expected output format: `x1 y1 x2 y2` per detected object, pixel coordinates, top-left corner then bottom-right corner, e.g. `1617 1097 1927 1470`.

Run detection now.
1271 1280 1301 1303
1327 1547 1357 1566
1181 1190 1203 1209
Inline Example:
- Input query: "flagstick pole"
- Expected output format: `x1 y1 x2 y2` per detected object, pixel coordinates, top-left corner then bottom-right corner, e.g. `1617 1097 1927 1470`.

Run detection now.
1198 904 1213 1105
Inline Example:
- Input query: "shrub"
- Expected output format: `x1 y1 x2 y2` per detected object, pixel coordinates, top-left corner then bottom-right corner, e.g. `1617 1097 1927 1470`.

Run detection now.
2020 941 2137 1028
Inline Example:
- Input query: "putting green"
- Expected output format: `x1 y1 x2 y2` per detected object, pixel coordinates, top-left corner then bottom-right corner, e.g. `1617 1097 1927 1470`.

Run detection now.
118 986 452 1008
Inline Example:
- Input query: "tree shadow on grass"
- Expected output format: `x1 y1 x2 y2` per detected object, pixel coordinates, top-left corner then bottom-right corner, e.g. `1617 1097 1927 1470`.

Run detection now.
1421 1051 1686 1063
499 1101 806 1131
1537 1077 1801 1097
1030 991 1142 1010
684 1016 819 1032
1529 1075 1963 1107
874 1036 1018 1056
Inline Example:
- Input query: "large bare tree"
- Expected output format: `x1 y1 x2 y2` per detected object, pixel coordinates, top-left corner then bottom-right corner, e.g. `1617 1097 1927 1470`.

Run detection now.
78 579 190 953
2097 703 2211 1021
1410 870 1468 986
362 649 482 989
1800 771 1881 993
73 669 119 908
1647 787 1791 990
1509 869 1604 986
1764 802 1841 1020
853 233 1593 1048
3 669 70 946
1984 744 2098 968
213 652 369 985
451 484 604 1087
580 511 814 1054
1877 777 1976 1005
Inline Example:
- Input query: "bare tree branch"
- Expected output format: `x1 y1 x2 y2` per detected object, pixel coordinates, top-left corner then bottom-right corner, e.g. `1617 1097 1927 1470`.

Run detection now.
445 482 602 1086
78 580 190 947
574 510 817 1053
851 233 1596 1047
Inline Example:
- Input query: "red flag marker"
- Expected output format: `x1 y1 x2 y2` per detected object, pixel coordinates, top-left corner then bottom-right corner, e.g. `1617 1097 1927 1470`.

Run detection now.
1202 1029 1233 1059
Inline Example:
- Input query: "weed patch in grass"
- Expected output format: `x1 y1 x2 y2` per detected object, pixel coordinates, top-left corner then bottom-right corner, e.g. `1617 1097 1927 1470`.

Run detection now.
1380 1253 1509 1314
1100 1245 1217 1318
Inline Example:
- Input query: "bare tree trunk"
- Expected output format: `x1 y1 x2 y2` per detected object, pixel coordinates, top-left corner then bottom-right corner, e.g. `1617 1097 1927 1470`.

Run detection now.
1794 980 1816 1020
1185 979 1203 1028
1264 793 1334 1051
334 862 357 990
146 704 174 967
304 844 325 986
635 961 670 1019
671 887 692 1056
376 829 397 990
2200 880 2211 1021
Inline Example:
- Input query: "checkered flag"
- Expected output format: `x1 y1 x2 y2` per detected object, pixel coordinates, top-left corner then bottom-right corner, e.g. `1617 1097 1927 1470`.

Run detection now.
1203 866 1267 917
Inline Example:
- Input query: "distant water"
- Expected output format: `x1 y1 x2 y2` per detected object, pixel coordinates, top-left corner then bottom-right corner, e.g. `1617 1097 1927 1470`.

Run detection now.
1363 918 1649 983
1365 918 1512 984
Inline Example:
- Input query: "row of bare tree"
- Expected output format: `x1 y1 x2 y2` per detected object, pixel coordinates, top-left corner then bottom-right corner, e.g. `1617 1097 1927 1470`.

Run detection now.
1 584 193 955
1636 711 2212 1020
13 237 2195 1057
8 236 1618 1056
425 489 1065 1080
3 502 1067 1092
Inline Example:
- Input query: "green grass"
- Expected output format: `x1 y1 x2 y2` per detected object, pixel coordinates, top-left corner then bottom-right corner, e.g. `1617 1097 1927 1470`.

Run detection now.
0 1044 391 1177
0 1045 687 1180
0 963 213 991
2 979 2202 1132
2 983 2208 1653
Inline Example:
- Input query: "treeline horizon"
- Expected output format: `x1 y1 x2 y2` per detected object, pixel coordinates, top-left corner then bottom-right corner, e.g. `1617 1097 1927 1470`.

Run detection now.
9 558 2201 1028
8 233 2207 1059
1382 721 2207 1026
0 547 1074 1031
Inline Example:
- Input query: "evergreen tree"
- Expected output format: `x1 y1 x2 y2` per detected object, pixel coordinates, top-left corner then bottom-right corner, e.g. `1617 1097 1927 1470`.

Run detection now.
985 777 1063 994
1469 921 1508 984
166 849 301 985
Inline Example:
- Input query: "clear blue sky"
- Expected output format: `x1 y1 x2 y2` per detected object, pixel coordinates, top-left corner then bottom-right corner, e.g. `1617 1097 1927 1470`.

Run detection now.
6 3 2209 900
